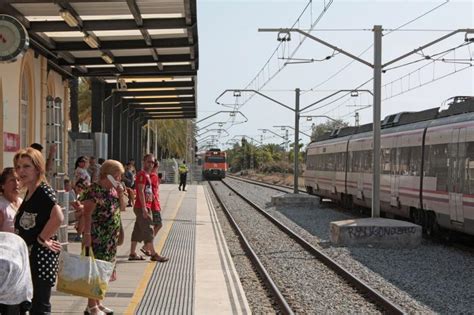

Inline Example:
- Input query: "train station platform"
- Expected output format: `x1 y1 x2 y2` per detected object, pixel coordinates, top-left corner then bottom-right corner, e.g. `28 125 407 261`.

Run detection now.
51 184 250 314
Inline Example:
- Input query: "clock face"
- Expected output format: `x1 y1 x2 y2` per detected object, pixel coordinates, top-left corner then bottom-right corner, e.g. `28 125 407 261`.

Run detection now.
0 15 29 63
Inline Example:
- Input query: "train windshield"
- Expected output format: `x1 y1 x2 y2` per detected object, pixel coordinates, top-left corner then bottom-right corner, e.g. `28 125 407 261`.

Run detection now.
205 156 225 163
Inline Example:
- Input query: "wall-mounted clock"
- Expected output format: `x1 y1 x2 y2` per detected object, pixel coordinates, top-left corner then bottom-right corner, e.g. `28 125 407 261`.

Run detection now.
0 14 29 63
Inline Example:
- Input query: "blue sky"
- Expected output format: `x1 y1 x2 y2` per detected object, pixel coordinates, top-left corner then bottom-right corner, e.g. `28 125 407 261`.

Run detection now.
196 0 474 149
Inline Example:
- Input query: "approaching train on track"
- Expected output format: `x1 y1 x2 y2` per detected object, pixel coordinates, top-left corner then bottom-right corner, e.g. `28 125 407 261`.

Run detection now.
202 148 227 180
304 96 474 236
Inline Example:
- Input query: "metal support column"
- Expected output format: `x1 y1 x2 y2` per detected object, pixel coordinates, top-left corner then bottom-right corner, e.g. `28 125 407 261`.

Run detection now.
127 108 134 163
372 25 382 218
112 95 121 160
119 103 128 163
69 78 79 132
293 88 300 194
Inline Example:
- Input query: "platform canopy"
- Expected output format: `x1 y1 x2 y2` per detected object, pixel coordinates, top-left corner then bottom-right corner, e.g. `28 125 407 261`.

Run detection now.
1 0 198 119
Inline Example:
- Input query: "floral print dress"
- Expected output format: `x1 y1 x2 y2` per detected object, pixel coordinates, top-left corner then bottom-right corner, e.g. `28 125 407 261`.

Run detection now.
79 183 121 263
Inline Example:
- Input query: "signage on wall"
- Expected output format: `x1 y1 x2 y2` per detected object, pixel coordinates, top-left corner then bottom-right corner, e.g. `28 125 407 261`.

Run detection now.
3 132 20 152
0 15 30 63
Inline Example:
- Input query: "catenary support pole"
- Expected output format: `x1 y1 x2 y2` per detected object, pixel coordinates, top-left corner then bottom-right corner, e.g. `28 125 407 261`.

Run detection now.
294 88 300 194
372 25 382 218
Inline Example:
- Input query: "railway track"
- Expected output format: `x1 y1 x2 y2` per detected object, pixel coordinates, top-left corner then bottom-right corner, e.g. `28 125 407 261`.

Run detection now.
226 174 307 194
208 179 406 314
228 175 474 252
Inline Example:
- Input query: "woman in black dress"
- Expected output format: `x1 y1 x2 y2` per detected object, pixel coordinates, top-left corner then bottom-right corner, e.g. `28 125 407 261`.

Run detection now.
14 147 63 314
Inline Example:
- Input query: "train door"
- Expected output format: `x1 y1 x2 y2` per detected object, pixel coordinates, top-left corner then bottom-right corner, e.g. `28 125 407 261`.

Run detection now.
448 128 466 223
390 138 401 207
355 151 364 199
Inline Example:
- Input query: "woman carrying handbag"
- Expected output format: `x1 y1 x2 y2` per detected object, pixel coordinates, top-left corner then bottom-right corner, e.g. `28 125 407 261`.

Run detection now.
80 160 125 315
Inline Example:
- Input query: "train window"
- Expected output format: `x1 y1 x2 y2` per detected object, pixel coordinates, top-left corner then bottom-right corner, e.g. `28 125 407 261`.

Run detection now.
400 147 410 175
399 147 422 176
363 150 372 172
427 144 448 190
381 148 391 174
335 152 345 172
410 146 422 176
326 153 335 171
391 148 399 175
206 156 226 163
307 155 316 171
351 151 359 172
464 142 474 194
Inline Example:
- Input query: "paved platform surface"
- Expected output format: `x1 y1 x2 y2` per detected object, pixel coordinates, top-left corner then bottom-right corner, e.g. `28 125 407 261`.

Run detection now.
50 184 250 314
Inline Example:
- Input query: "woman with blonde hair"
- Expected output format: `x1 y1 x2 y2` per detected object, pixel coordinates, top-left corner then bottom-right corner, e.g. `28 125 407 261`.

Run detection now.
80 159 125 315
0 167 22 233
13 147 63 314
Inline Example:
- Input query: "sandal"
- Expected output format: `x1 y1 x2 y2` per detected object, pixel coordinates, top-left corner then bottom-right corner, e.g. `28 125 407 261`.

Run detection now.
98 304 114 315
128 253 145 261
140 247 152 256
150 254 169 262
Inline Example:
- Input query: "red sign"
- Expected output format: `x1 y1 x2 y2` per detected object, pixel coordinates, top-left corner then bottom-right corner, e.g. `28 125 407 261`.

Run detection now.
3 132 20 152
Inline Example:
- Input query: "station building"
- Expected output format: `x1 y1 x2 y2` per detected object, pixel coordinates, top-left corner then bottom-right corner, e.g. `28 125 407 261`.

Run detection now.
0 0 198 172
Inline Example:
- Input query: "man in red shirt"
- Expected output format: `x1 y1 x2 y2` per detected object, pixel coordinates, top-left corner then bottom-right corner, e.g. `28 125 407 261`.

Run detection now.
128 154 168 262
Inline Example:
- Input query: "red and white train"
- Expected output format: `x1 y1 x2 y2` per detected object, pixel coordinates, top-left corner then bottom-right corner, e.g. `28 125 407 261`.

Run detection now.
304 96 474 236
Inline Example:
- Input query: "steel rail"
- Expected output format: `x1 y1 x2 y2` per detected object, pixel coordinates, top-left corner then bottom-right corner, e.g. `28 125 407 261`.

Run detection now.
226 174 307 194
207 181 294 315
220 179 406 315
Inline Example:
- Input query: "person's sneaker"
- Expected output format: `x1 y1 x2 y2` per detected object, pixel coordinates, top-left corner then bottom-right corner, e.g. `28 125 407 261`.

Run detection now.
178 187 181 191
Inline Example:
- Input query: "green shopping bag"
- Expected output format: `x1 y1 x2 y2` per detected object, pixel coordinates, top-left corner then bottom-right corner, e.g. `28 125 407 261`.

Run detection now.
56 248 114 300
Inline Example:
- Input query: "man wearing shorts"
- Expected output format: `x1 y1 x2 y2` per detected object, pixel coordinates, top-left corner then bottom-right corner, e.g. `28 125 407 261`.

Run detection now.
129 154 168 262
150 161 163 237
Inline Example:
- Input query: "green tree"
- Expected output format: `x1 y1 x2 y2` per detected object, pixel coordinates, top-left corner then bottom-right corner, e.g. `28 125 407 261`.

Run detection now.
310 119 349 140
152 119 189 159
78 78 91 127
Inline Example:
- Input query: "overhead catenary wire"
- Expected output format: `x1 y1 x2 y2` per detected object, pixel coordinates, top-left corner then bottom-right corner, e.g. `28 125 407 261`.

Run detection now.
316 42 472 122
235 0 334 109
304 1 472 123
304 0 451 94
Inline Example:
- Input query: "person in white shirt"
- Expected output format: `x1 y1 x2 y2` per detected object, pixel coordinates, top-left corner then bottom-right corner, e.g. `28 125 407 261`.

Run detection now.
0 167 22 233
0 232 33 314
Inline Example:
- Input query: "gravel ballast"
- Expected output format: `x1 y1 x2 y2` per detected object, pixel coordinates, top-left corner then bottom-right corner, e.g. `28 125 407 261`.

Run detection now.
223 177 474 314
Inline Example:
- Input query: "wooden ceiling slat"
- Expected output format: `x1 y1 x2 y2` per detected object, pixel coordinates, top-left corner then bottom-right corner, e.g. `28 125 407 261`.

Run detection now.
53 38 192 52
105 81 194 88
131 105 196 109
117 89 194 96
58 54 191 65
72 65 196 76
135 108 196 112
126 96 194 103
29 18 188 32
